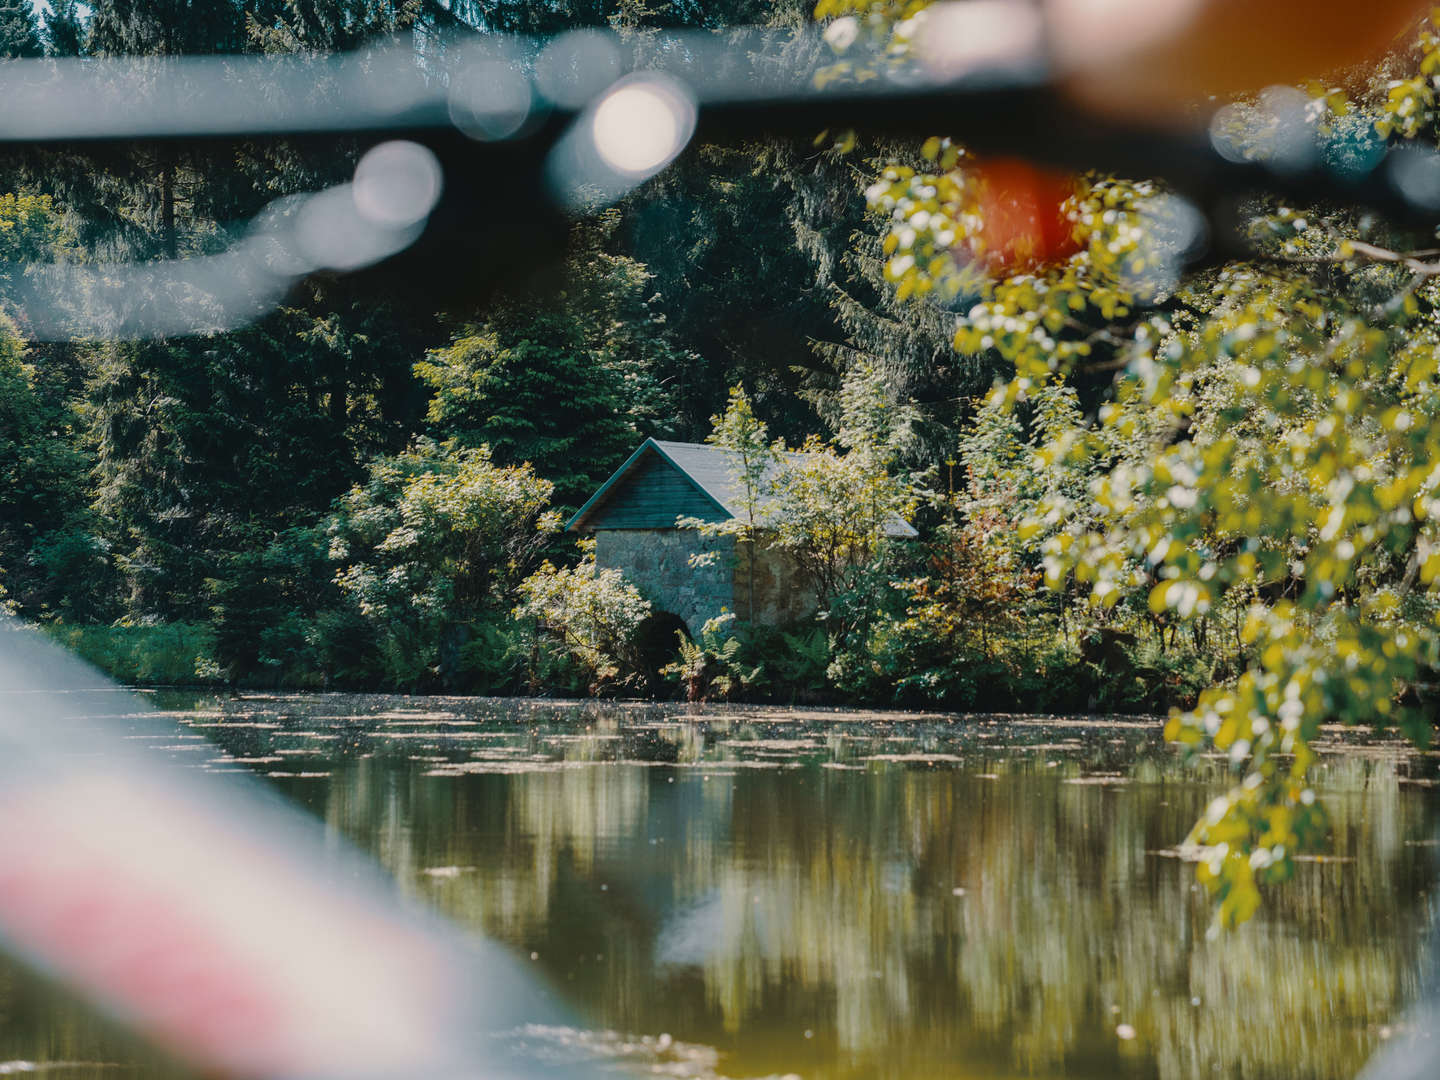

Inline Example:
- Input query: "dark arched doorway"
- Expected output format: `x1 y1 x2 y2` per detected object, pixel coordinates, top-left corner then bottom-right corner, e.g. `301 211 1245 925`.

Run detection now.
632 610 690 697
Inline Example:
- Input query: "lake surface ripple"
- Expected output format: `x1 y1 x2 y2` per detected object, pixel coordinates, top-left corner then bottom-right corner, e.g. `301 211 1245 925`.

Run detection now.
5 692 1439 1080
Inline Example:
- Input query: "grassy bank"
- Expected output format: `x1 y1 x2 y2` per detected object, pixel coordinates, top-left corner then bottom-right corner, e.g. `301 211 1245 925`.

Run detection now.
35 616 1216 714
44 621 225 688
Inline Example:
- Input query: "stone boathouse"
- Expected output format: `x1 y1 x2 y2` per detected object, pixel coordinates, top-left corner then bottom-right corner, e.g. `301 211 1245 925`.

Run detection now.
566 438 916 635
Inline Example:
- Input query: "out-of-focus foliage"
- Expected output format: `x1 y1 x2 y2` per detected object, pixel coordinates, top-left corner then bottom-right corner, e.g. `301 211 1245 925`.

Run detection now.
840 0 1440 926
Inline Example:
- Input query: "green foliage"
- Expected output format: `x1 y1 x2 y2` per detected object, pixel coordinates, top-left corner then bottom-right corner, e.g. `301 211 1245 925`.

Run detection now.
685 370 920 615
79 296 435 621
771 364 921 611
87 0 250 56
665 614 749 701
452 615 530 691
208 525 345 685
328 439 559 689
848 0 1440 927
664 614 830 702
0 0 43 57
416 218 687 508
705 383 780 533
416 324 643 511
0 312 95 618
42 1 84 56
45 620 222 686
768 625 832 697
6 0 929 700
515 542 652 690
0 192 66 278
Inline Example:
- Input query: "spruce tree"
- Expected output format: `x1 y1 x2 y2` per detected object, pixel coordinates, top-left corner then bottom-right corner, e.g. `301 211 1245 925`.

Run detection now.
0 0 42 57
41 0 83 56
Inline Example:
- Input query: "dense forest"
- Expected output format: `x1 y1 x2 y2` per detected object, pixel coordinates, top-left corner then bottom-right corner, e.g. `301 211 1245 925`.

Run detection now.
0 0 1041 706
7 0 1440 922
2 0 1440 760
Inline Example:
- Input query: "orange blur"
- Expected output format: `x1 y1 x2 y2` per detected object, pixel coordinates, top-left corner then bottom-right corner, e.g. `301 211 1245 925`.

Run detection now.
1056 0 1430 122
964 158 1081 274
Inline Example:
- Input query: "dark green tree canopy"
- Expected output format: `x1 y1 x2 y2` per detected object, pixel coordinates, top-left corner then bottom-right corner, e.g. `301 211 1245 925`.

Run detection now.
0 0 42 57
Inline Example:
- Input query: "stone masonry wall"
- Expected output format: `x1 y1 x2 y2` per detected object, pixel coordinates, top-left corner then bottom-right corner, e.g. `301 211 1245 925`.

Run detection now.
733 539 817 626
595 529 736 636
594 529 817 634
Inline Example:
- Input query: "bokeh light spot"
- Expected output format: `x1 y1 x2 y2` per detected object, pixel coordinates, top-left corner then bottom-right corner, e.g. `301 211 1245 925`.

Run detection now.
351 140 443 229
591 77 696 177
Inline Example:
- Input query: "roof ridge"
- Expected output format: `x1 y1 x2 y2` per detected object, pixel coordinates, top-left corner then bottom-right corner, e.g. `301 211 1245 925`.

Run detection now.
567 437 918 539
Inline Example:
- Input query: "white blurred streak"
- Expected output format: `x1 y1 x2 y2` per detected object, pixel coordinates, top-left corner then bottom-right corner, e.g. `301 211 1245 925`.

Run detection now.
351 141 444 230
1123 191 1207 298
1389 146 1440 212
10 144 441 340
0 780 456 1076
535 29 623 108
1046 0 1203 72
1358 961 1440 1080
0 616 586 1079
1252 85 1319 172
0 51 444 141
545 73 696 208
914 1 1046 82
822 17 859 54
449 57 534 140
13 248 292 340
1207 86 1318 172
0 21 1009 147
294 184 421 271
0 20 1097 339
353 41 434 119
592 79 693 174
1208 102 1249 164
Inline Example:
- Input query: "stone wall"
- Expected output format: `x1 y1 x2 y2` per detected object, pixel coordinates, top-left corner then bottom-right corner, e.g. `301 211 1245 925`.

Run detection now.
733 540 817 626
594 529 817 634
595 529 736 635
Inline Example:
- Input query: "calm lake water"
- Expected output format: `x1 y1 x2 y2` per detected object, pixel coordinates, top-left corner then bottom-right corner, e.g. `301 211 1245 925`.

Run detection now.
2 692 1438 1080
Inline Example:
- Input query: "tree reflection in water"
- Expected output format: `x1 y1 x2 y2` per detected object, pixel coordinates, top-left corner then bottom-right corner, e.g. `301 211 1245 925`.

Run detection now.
9 695 1432 1080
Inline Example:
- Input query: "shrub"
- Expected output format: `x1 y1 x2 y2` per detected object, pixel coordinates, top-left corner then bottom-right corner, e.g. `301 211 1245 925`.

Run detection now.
329 439 558 689
515 545 651 692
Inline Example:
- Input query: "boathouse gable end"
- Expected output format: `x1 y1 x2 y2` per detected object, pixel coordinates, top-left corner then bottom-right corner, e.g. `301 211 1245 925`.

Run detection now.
567 443 730 533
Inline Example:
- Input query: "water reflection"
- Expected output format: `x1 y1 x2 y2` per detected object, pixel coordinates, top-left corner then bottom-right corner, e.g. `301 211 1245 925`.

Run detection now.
11 694 1440 1079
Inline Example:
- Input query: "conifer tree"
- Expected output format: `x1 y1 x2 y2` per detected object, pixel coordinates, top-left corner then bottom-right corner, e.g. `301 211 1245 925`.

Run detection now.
41 0 83 56
0 0 43 57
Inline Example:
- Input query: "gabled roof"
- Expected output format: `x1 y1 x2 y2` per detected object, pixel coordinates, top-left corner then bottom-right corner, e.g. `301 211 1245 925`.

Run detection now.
565 439 732 533
642 440 796 519
566 438 918 538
